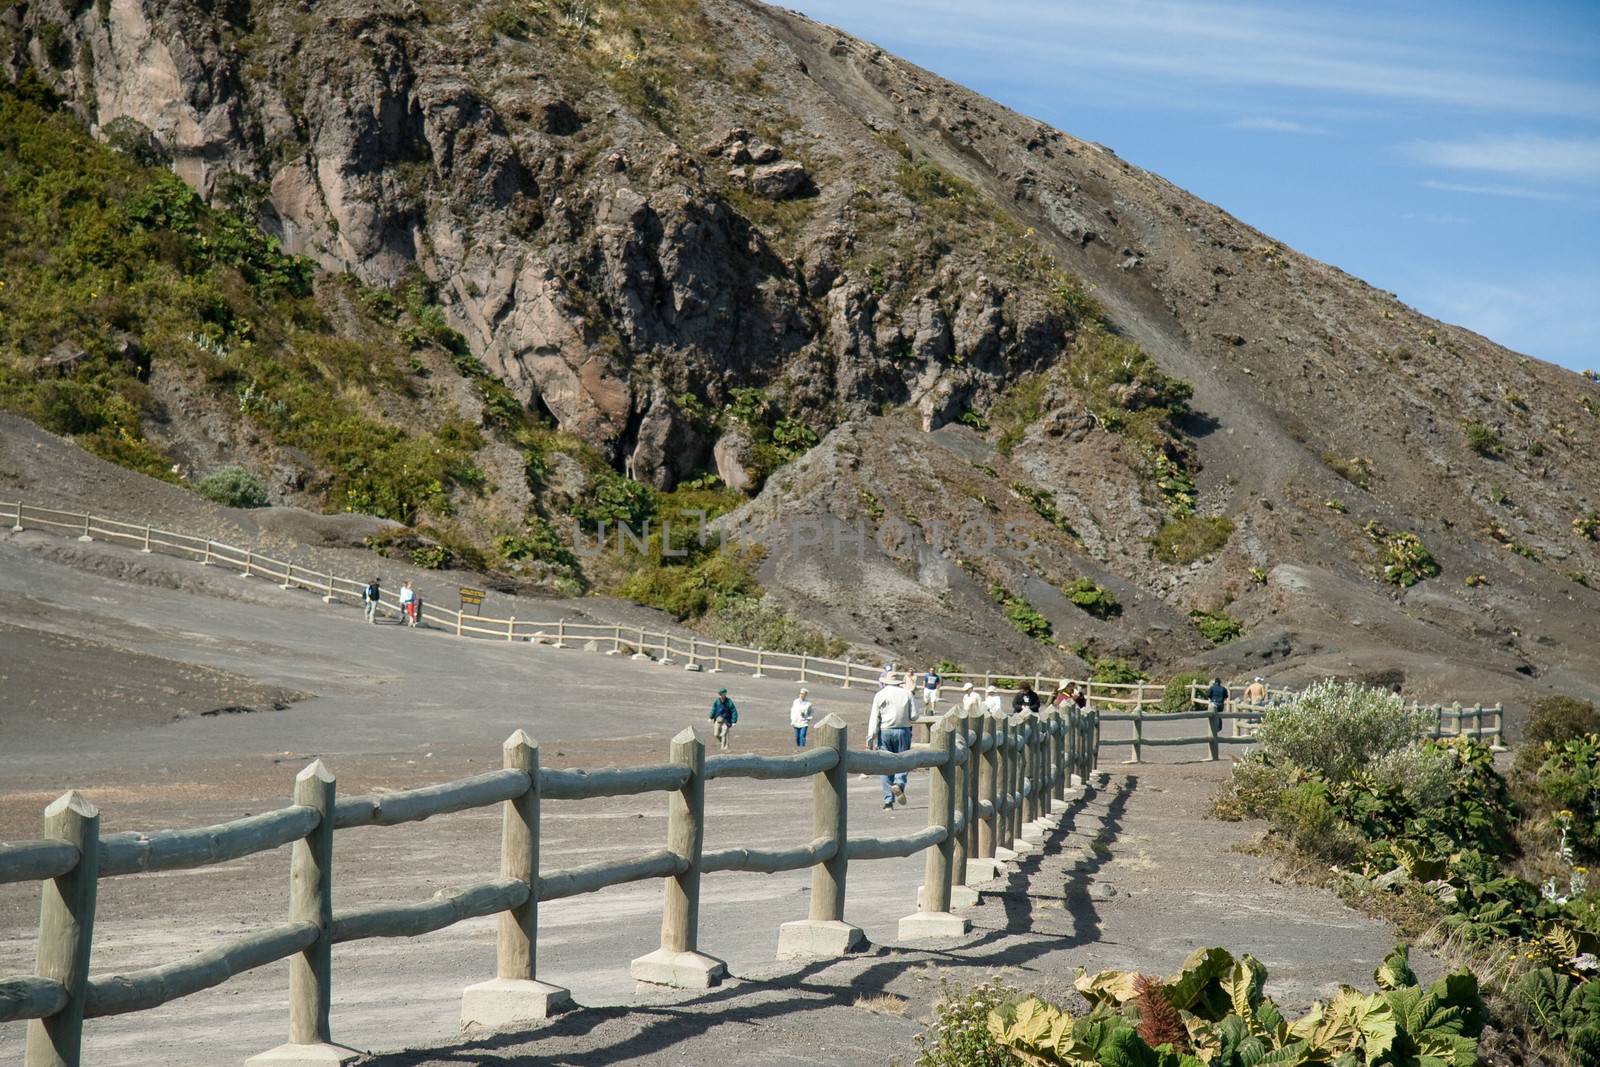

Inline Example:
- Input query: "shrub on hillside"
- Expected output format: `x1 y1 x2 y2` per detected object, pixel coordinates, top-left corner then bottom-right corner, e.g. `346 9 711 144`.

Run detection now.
989 585 1052 642
1090 657 1145 684
1188 608 1242 644
1062 577 1119 619
1256 679 1428 781
703 596 849 658
1462 420 1504 457
1150 515 1233 564
1363 521 1440 587
195 466 269 509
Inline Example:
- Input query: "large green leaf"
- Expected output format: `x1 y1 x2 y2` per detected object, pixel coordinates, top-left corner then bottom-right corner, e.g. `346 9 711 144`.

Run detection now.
1374 944 1418 990
1167 947 1239 1015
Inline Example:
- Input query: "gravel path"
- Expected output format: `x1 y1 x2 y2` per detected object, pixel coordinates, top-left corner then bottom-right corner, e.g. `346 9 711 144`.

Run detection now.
0 531 1431 1065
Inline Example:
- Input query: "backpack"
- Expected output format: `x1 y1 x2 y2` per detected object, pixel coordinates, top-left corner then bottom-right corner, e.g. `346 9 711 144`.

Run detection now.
365 582 379 601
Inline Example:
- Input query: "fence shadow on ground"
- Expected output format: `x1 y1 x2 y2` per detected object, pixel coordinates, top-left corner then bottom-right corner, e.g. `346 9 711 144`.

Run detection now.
357 777 1137 1067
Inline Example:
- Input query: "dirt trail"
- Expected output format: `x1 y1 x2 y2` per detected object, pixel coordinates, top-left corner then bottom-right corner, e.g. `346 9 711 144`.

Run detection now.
0 533 1429 1064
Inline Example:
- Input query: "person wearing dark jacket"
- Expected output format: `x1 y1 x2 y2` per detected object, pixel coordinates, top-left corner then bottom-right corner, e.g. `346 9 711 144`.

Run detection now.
1207 678 1230 714
1012 682 1041 715
709 688 738 752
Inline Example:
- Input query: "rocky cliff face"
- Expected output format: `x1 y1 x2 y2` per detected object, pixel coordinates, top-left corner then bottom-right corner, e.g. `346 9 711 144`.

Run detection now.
4 0 1598 707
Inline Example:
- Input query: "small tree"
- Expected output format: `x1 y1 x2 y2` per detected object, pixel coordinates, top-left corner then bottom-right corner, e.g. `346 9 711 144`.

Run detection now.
195 466 269 509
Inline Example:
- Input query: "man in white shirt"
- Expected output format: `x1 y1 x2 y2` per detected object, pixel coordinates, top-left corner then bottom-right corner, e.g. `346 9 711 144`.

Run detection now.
868 674 919 809
790 687 814 748
983 684 1003 715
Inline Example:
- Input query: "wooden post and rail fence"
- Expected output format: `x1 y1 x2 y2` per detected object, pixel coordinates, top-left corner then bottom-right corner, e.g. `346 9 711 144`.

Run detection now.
0 707 1100 1066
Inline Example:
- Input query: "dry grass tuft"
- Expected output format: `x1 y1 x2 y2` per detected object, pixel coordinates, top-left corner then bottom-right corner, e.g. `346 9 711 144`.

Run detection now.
854 992 910 1016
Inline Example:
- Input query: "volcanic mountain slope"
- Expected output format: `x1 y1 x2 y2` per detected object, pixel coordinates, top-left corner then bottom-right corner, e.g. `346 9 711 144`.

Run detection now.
1 0 1597 708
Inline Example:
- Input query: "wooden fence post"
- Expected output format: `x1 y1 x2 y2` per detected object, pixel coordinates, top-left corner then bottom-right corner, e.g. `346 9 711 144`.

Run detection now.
141 523 152 553
461 731 569 1026
1491 703 1507 750
78 514 91 542
976 714 998 867
508 617 517 642
323 573 334 604
248 761 344 1064
24 792 99 1067
631 729 725 988
941 715 977 906
1052 712 1067 802
10 500 22 532
1091 710 1101 772
241 549 253 578
777 715 863 957
900 716 968 937
752 650 765 678
1131 706 1144 764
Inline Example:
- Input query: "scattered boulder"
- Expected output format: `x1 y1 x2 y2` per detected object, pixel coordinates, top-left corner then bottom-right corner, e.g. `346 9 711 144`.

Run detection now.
739 160 809 200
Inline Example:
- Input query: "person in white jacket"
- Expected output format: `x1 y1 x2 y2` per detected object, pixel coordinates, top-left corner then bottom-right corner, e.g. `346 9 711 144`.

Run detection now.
960 681 983 714
790 688 814 748
983 684 1003 715
867 674 919 809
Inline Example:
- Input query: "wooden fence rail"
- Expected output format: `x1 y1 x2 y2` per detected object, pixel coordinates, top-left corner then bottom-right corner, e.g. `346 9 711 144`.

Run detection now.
0 707 1100 1065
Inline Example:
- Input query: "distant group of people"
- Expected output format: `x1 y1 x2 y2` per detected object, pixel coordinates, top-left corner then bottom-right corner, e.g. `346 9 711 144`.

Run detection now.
703 669 1106 814
362 578 422 627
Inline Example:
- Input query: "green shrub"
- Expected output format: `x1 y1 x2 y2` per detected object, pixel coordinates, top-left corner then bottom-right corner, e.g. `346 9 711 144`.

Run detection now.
571 471 657 529
1151 515 1234 564
703 596 848 657
1062 577 1119 619
1012 482 1077 538
1363 521 1440 587
410 544 452 569
1527 735 1600 858
914 977 1020 1067
195 466 269 508
495 517 578 573
1462 420 1503 457
618 545 760 620
1575 513 1600 541
1189 609 1242 644
1525 696 1600 749
1256 680 1429 782
988 584 1052 642
1090 657 1145 684
1161 672 1209 712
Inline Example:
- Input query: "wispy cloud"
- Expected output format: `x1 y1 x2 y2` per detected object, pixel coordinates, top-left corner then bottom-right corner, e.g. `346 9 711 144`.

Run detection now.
796 0 1600 117
1230 117 1327 135
1409 134 1600 183
1420 179 1572 202
1404 273 1600 369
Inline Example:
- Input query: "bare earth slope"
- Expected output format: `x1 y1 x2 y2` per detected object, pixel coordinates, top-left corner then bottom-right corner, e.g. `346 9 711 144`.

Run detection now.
1 0 1597 711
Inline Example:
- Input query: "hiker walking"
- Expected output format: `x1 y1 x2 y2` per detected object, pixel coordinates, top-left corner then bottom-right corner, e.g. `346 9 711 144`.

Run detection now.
709 687 739 752
1243 676 1267 705
363 577 381 624
867 673 918 810
790 687 814 748
1207 677 1230 714
398 580 418 628
922 666 942 711
960 681 983 714
1012 680 1041 716
983 684 1003 715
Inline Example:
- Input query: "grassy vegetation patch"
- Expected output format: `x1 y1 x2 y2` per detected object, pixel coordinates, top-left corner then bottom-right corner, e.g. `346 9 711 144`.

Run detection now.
1363 521 1440 587
1189 608 1242 645
1062 577 1120 619
988 583 1052 642
1151 515 1234 565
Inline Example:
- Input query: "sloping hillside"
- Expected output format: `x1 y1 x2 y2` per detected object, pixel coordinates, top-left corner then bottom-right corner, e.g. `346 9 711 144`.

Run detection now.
1 0 1596 707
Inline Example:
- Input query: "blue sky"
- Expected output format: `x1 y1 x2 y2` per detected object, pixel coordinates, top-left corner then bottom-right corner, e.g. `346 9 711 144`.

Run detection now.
791 0 1599 373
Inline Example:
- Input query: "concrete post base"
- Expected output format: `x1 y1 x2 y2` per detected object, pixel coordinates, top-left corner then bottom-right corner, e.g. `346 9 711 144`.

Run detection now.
684 663 703 672
629 652 652 661
994 845 1019 861
897 910 971 940
775 919 866 959
245 1042 360 1065
919 884 980 909
1008 837 1038 855
460 977 573 1029
629 948 727 989
965 858 1007 882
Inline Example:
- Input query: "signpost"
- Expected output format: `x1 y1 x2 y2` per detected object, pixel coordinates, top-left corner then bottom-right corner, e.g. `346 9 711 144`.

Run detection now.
459 586 486 614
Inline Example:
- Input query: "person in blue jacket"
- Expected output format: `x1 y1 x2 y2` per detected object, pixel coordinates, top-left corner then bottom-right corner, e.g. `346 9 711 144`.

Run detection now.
709 688 738 751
